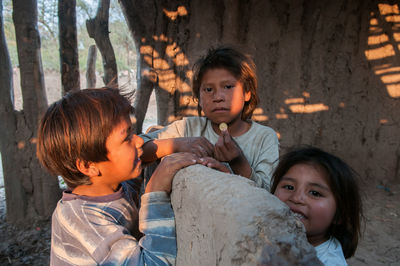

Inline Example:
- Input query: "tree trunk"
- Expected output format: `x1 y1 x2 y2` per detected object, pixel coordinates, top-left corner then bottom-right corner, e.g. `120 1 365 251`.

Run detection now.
119 0 400 186
58 0 80 94
0 0 22 223
8 0 61 225
86 44 97 88
86 0 118 87
119 0 196 134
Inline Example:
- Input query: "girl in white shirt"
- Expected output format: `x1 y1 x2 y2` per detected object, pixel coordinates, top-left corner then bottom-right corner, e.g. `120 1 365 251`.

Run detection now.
271 147 363 265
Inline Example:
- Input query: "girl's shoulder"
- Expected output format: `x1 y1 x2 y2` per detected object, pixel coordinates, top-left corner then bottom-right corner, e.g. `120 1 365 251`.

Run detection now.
315 237 347 266
247 121 278 139
250 120 275 131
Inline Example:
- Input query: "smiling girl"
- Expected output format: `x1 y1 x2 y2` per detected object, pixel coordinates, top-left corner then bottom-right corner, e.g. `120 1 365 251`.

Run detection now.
141 46 279 190
271 147 363 265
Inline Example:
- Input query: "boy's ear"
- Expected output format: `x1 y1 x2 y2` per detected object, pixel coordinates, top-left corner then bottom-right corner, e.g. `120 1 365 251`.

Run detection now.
244 90 251 102
76 159 100 177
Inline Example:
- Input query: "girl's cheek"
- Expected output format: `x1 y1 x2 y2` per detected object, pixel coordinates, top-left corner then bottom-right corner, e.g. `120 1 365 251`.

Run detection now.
274 189 286 201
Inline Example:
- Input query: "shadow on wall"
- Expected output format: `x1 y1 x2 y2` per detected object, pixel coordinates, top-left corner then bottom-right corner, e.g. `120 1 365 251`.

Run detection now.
145 5 333 135
365 3 400 99
141 3 400 138
139 5 198 124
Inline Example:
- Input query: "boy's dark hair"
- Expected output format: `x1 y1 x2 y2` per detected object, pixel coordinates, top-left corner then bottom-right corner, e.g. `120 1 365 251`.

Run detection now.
270 146 363 258
37 87 134 189
192 46 259 120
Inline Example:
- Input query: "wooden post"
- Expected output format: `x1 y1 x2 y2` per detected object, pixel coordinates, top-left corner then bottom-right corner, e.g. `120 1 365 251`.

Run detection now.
86 45 97 88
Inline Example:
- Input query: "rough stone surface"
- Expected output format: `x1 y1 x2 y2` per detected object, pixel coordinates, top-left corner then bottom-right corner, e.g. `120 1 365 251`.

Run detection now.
171 165 322 265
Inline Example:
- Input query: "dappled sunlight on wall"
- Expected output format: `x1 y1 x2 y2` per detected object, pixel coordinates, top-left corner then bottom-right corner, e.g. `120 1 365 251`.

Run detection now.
252 107 269 122
276 91 329 119
139 9 198 123
163 6 188 21
365 3 400 98
288 103 329 113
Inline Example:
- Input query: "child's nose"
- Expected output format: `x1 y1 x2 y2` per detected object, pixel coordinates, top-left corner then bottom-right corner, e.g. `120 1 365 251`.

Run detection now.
133 135 144 149
213 88 225 101
290 190 306 204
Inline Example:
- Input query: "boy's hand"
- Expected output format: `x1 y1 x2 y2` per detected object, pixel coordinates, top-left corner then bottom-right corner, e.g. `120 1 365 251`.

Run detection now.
175 137 214 158
214 130 242 162
199 157 231 173
145 152 200 193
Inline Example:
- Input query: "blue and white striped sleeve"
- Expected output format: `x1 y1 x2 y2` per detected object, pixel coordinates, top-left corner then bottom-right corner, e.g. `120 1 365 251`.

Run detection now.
97 192 176 266
137 191 177 265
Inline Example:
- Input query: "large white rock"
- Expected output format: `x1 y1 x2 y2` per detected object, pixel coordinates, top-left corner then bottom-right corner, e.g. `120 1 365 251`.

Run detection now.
171 164 322 265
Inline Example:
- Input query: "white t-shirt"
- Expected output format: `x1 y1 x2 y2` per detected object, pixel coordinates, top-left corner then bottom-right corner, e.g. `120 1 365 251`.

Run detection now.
140 116 279 190
315 237 347 266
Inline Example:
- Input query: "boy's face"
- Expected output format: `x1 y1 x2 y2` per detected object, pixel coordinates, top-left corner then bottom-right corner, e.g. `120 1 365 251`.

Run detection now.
94 119 143 186
199 68 251 126
273 163 337 246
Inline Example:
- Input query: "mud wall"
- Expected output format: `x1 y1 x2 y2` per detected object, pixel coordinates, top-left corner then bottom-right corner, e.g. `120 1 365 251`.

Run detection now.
124 0 400 185
171 165 322 265
184 0 400 185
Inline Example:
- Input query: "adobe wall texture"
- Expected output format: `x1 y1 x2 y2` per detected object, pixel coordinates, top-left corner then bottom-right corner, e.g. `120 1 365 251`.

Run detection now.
171 165 322 265
127 0 400 186
185 0 400 186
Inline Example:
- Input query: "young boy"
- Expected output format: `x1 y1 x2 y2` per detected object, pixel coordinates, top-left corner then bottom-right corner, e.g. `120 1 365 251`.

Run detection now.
37 87 200 265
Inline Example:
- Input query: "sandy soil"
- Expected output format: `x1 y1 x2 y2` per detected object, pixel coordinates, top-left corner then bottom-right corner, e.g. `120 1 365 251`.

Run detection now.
0 71 399 265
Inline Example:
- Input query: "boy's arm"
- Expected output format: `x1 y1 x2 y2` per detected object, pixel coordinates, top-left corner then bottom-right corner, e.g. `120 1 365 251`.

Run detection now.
134 152 201 264
97 153 200 265
141 137 214 163
102 153 200 265
90 193 177 266
139 119 185 163
141 138 176 162
50 197 176 266
137 192 177 265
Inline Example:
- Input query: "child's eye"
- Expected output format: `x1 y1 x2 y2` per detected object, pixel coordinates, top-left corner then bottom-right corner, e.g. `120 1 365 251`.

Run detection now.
224 84 234 89
309 190 322 197
283 184 294 190
203 87 213 92
125 127 134 142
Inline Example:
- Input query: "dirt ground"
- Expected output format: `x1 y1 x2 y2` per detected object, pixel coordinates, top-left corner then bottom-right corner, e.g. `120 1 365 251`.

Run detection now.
0 71 399 265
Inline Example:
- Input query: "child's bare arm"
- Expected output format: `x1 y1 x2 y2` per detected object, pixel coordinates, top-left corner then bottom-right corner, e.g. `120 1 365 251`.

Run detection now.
214 130 252 178
141 138 175 162
141 137 214 163
145 152 201 193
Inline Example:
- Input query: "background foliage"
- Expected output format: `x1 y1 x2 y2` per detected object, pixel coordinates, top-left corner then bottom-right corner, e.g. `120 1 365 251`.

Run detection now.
3 0 136 72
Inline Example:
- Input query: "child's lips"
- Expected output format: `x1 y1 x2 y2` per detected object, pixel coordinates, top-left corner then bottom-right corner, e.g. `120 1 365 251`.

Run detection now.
212 107 229 112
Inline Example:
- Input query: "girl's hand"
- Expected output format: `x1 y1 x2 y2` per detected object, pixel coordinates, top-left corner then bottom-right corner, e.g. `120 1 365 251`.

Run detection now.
145 152 201 193
214 130 242 162
175 137 214 158
214 130 252 178
199 156 231 173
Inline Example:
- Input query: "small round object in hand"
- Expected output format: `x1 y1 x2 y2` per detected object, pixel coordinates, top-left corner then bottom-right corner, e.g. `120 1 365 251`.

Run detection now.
219 122 228 131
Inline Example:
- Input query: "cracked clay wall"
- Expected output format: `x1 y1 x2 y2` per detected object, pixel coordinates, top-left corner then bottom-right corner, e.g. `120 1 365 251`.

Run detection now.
171 165 322 265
